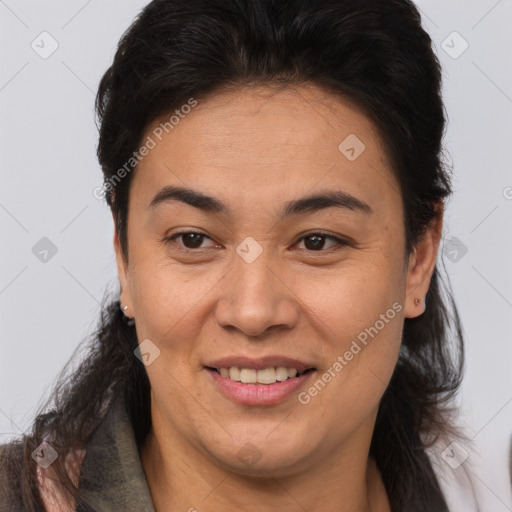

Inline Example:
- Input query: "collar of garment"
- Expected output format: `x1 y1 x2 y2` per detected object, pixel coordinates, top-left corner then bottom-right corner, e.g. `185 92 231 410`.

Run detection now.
76 395 156 512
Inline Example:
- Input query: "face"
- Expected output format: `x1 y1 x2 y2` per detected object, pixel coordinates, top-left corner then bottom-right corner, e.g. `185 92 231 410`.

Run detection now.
115 83 441 477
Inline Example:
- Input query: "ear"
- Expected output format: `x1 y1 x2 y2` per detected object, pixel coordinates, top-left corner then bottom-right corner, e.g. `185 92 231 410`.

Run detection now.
404 200 444 318
113 221 133 316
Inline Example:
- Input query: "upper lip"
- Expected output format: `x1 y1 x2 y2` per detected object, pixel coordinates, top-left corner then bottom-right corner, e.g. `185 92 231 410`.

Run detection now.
204 356 315 374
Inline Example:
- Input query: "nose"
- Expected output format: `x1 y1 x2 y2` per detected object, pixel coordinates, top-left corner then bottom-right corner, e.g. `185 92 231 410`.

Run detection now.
214 256 299 338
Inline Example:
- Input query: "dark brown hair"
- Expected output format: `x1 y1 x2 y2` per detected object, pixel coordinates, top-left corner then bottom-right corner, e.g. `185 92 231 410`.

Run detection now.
0 1 465 510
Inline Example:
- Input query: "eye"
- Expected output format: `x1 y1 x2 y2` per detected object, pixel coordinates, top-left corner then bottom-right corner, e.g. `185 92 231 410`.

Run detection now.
167 231 218 250
295 233 349 251
165 231 351 253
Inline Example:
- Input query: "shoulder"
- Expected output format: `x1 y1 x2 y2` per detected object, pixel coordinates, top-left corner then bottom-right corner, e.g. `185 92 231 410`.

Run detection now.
36 443 87 512
0 440 25 510
427 438 481 511
0 438 86 512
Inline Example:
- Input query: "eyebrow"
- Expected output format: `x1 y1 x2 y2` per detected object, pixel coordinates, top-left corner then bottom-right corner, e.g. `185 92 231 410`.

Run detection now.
148 185 373 217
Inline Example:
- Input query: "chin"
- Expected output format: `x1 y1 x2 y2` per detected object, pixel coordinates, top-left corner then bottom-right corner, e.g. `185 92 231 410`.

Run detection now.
210 441 311 478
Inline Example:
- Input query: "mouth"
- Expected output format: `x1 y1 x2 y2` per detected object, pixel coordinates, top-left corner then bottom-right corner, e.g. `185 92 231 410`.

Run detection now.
204 365 318 406
205 366 316 385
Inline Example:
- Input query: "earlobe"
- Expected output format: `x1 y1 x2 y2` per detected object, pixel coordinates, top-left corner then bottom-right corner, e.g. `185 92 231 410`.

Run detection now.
113 229 133 316
404 202 444 319
404 247 433 319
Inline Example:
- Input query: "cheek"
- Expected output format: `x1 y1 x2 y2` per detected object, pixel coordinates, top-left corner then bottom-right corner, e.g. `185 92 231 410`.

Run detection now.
291 259 404 410
291 255 403 340
127 250 225 350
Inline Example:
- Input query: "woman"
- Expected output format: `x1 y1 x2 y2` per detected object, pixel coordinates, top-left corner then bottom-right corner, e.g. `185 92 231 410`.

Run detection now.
0 0 469 510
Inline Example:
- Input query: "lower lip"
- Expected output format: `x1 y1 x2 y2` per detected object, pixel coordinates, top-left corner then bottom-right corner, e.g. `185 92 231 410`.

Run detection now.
205 368 316 406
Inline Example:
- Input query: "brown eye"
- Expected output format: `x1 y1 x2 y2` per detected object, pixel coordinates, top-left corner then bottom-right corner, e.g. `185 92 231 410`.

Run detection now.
181 233 205 248
297 234 346 251
168 232 215 250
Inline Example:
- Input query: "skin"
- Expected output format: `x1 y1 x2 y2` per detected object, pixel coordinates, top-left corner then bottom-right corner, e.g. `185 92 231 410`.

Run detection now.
114 83 443 512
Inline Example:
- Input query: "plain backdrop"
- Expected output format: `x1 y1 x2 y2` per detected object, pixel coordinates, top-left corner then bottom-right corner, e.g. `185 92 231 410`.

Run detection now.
1 0 511 509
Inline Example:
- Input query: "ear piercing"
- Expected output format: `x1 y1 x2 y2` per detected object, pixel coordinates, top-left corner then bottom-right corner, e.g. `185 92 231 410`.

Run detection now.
414 298 421 306
120 303 135 326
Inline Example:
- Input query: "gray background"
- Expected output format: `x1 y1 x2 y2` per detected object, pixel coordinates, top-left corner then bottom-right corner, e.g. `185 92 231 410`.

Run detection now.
0 0 511 509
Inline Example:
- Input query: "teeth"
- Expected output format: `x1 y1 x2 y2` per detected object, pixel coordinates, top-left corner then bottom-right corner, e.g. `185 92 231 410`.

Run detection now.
287 368 297 378
240 368 257 383
255 368 275 384
276 367 289 381
217 366 307 384
228 367 241 381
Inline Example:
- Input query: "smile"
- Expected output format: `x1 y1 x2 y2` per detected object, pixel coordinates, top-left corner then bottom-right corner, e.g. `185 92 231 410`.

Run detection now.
204 366 317 405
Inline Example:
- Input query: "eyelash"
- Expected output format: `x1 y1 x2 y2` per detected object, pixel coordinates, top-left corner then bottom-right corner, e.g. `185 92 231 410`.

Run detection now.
164 230 351 253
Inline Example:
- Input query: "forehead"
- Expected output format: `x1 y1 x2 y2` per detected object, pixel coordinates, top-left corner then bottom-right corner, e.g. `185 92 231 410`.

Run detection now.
130 83 400 217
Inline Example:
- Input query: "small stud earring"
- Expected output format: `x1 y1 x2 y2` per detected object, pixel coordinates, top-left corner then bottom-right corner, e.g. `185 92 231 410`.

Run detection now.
414 298 421 306
122 305 128 312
